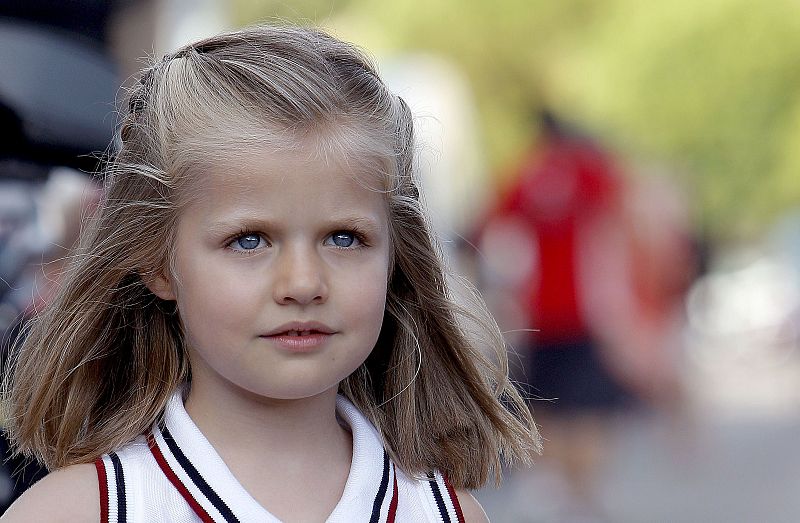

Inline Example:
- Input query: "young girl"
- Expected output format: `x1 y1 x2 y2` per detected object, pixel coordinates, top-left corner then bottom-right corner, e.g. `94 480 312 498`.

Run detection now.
2 25 540 522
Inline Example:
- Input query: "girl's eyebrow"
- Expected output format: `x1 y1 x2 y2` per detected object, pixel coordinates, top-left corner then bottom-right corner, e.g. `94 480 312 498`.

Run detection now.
326 215 384 231
204 215 384 234
205 218 276 235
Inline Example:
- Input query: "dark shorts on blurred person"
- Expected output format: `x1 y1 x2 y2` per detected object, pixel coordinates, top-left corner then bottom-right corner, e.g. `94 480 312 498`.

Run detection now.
524 338 636 414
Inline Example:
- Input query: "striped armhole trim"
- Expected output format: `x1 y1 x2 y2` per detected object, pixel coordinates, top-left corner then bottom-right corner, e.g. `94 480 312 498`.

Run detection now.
426 471 465 523
94 458 108 523
96 453 127 523
443 474 466 523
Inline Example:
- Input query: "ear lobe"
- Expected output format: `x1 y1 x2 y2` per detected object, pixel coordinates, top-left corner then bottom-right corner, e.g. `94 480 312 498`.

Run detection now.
143 270 176 301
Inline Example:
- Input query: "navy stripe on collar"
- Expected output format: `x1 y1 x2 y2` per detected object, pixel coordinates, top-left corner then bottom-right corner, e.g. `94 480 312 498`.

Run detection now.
160 424 240 522
369 450 391 523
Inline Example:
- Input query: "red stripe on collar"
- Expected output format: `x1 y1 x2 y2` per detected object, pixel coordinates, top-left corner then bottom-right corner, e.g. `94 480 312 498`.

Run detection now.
147 432 216 523
387 470 399 523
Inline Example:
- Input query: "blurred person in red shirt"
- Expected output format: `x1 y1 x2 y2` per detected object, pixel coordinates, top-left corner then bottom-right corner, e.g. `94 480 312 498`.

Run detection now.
479 110 631 408
476 110 691 519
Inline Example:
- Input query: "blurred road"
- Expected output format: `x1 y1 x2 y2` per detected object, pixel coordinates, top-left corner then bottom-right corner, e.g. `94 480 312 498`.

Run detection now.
477 335 800 522
477 413 800 522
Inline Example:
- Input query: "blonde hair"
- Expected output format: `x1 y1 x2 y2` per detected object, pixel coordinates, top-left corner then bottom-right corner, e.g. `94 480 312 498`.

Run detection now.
3 24 540 489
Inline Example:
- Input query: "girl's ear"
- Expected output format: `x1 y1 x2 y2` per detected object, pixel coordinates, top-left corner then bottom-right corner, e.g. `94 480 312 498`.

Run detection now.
143 270 177 301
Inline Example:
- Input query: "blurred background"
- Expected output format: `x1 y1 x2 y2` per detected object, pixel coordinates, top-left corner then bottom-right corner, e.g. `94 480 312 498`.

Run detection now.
1 1 799 521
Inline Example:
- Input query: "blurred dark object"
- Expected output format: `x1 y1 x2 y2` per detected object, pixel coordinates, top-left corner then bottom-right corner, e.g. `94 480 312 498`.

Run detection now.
0 0 126 44
0 430 47 506
0 18 118 172
0 3 121 512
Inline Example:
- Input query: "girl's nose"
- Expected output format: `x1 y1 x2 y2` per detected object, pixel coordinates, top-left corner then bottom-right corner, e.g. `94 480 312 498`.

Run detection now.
272 246 328 306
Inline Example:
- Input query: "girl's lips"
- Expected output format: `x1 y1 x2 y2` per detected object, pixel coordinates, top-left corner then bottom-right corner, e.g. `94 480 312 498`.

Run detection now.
261 332 332 352
260 321 336 352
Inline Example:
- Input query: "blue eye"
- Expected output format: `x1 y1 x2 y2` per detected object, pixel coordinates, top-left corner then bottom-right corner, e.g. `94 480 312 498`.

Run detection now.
329 232 358 248
232 234 264 250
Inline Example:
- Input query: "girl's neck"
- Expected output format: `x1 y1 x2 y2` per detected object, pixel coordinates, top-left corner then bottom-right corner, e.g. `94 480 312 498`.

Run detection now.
183 384 347 456
182 384 354 520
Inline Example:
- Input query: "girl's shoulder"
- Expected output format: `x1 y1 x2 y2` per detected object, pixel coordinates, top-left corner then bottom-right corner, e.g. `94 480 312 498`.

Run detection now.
454 489 490 523
1 462 99 522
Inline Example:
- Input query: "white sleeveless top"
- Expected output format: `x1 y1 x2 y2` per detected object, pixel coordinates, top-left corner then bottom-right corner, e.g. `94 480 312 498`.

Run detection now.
94 392 464 522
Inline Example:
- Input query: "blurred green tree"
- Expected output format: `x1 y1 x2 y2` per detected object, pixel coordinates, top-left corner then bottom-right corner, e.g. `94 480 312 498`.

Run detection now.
231 0 800 238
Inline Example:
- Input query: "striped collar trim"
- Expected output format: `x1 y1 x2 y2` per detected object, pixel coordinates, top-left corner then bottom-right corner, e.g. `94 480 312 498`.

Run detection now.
147 391 398 522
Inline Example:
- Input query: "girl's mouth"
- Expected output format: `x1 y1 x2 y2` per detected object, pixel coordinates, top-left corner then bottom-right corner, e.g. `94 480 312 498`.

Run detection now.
262 321 335 337
262 330 333 352
283 330 316 336
260 322 336 352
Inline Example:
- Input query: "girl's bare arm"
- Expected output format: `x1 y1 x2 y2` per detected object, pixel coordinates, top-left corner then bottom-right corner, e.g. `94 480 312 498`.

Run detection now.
456 489 490 523
1 463 99 523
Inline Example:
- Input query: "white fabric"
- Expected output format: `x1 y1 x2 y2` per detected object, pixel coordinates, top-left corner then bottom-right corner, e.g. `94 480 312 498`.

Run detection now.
102 391 459 522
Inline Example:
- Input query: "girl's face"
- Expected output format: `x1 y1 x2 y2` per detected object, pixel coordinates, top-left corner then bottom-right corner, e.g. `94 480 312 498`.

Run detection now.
149 140 391 403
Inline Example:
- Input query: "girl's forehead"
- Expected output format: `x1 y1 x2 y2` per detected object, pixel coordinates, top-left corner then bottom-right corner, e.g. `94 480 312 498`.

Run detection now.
177 124 394 195
176 141 392 231
178 139 391 207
